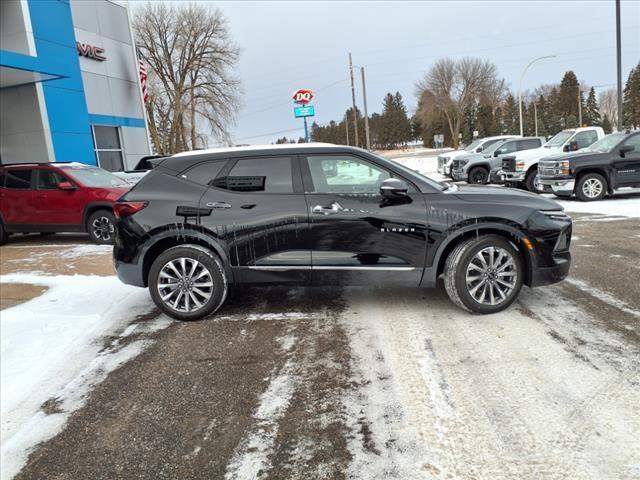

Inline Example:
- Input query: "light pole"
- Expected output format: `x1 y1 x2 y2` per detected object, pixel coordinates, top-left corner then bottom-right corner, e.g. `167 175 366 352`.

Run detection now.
519 55 556 136
360 67 371 150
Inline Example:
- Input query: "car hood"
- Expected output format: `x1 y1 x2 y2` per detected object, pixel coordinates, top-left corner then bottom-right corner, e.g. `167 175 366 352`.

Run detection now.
454 152 485 162
512 145 562 161
539 150 601 163
442 149 469 160
449 185 562 210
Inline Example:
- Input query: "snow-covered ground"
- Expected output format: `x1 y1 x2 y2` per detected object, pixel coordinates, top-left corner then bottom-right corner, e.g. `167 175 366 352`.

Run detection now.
388 151 640 218
0 273 169 479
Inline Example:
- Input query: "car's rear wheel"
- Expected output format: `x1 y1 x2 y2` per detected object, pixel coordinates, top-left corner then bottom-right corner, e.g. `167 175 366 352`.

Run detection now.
148 245 228 321
468 166 489 184
576 173 607 202
87 210 115 244
444 235 523 314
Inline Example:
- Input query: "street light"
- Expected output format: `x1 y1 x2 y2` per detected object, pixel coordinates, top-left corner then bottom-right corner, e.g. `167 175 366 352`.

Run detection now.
519 55 556 136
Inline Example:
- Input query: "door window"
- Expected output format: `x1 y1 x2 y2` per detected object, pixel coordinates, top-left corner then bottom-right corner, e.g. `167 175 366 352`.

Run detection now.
214 157 293 193
306 155 391 194
574 131 598 149
183 160 228 186
621 134 640 153
36 170 65 190
495 141 517 155
518 139 541 150
5 169 32 189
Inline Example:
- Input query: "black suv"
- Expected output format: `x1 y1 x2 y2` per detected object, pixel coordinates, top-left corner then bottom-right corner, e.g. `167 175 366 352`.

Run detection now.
539 131 640 201
113 145 572 320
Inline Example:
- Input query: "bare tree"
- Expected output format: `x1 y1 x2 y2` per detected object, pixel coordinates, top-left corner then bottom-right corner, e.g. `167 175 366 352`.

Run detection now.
598 88 619 131
416 57 499 148
134 2 241 154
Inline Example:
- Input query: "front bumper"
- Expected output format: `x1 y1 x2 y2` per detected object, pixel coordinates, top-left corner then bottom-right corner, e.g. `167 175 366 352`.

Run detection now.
538 178 575 196
451 169 467 181
530 252 571 287
499 170 526 182
489 169 505 184
437 163 452 175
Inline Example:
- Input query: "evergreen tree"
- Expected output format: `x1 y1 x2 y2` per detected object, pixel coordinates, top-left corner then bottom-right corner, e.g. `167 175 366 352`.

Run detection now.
501 94 519 134
583 87 601 126
557 71 580 128
601 114 613 134
623 62 640 128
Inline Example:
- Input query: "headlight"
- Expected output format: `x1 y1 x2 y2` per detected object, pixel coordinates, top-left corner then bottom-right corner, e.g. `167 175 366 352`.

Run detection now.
540 210 570 221
459 159 469 166
560 160 570 175
516 161 525 171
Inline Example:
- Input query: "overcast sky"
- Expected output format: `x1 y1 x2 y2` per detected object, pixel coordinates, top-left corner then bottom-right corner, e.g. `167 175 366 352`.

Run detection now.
136 1 640 145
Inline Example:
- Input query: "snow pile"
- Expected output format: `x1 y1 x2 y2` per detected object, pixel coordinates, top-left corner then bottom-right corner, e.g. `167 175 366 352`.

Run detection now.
0 273 163 479
554 196 640 218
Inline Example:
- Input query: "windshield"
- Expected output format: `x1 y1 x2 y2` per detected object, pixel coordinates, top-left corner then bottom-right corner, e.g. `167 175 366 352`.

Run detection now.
62 166 128 187
545 130 574 147
585 133 625 153
464 139 482 151
484 140 507 155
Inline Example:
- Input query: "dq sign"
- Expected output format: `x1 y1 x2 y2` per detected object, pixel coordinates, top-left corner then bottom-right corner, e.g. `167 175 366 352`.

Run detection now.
292 88 314 105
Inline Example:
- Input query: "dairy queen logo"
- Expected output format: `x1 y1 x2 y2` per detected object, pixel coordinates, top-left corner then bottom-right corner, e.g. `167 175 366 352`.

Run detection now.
292 88 314 105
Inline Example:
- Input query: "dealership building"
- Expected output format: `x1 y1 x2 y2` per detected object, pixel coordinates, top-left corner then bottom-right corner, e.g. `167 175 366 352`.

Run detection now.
0 0 150 170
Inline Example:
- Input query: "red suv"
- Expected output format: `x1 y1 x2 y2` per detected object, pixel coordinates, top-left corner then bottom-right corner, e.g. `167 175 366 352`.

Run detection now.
0 162 130 245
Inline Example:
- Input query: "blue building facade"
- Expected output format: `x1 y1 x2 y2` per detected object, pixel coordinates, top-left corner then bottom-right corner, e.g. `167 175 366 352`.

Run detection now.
0 0 149 170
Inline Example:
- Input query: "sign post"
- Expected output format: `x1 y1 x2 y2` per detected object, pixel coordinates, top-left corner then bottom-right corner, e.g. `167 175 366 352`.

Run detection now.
292 89 315 143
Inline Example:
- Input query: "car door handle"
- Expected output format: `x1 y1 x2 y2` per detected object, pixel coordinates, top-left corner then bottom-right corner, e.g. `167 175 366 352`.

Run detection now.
312 202 342 215
206 202 231 209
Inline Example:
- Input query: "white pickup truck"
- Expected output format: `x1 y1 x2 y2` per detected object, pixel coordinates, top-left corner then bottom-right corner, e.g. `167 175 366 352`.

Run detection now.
496 126 605 192
437 135 518 177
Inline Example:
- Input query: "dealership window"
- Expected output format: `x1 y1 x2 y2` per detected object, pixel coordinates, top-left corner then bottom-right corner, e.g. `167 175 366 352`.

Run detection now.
92 126 124 172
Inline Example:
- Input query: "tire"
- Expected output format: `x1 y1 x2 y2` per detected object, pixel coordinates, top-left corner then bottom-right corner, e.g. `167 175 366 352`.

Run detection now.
0 223 8 246
148 245 228 321
468 166 489 184
40 232 56 237
576 173 607 202
86 209 116 245
525 169 546 193
444 235 524 314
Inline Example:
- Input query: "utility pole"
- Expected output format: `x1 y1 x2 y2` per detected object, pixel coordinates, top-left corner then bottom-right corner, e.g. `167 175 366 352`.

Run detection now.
348 53 359 147
616 0 623 130
345 114 350 146
360 66 371 151
578 88 582 127
534 101 538 136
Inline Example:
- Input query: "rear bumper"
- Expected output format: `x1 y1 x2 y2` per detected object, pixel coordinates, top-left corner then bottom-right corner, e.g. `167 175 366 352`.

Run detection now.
114 256 145 287
530 252 571 287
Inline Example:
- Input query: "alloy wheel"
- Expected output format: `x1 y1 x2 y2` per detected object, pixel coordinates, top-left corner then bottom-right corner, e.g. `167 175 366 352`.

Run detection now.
157 257 214 313
92 216 114 241
582 178 603 199
465 246 518 306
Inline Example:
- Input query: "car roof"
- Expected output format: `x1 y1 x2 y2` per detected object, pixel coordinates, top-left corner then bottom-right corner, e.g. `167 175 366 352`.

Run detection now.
171 142 338 158
0 162 94 169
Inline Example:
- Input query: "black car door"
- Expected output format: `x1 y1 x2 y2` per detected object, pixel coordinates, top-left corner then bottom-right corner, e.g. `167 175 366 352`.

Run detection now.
301 153 428 286
612 134 640 187
197 155 311 285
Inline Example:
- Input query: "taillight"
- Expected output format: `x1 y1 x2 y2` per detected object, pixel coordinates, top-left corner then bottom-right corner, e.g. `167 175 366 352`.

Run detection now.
113 201 147 219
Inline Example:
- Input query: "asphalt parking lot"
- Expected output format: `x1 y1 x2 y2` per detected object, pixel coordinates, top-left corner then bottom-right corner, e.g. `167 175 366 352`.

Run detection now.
1 209 639 480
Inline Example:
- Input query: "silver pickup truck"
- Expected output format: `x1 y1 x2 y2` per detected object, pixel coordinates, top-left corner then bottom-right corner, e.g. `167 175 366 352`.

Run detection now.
451 137 545 184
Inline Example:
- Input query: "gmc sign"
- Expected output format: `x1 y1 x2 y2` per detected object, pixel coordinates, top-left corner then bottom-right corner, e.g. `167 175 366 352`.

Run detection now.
76 42 106 61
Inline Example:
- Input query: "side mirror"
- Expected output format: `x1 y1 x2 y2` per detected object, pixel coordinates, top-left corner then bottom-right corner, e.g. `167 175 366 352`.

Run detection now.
58 181 76 191
569 140 579 151
619 145 634 156
380 178 408 198
476 146 483 153
493 151 499 157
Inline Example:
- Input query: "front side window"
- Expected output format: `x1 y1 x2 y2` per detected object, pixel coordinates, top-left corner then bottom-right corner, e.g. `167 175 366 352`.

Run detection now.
621 134 640 152
306 155 392 194
92 126 124 172
37 170 65 190
214 157 293 193
574 130 598 149
5 169 32 189
518 139 541 150
496 141 517 155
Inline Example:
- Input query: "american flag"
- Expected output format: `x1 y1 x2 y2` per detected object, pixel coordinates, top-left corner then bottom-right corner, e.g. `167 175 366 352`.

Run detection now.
139 60 148 103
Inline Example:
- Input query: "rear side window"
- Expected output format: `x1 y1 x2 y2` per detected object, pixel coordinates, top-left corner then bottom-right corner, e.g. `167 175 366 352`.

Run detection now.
183 160 228 186
37 170 64 190
5 169 32 189
518 139 541 150
214 157 293 193
574 130 598 149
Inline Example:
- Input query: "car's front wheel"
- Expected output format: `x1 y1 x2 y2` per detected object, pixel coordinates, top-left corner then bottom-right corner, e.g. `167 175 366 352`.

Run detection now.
576 173 607 201
525 169 546 193
87 210 116 244
0 222 8 246
444 235 523 314
468 166 489 184
148 245 228 321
